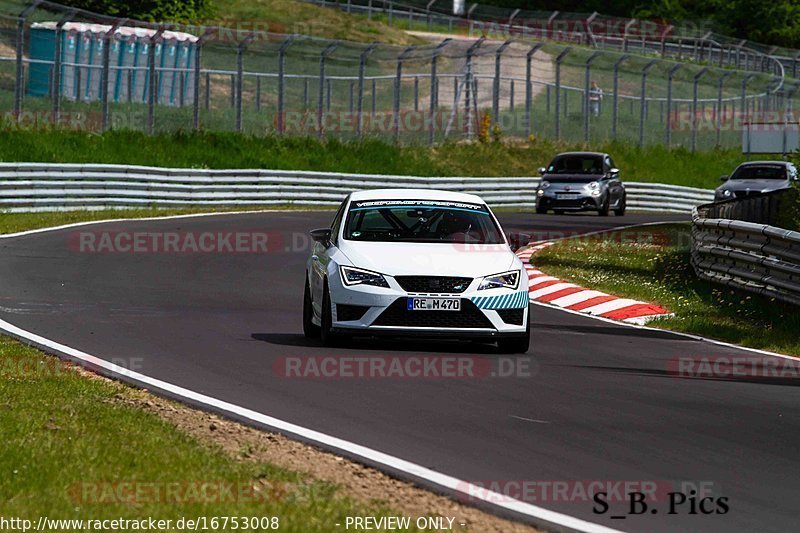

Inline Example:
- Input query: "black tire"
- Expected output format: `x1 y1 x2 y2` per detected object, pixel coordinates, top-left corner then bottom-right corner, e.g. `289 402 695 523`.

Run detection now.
497 309 530 354
303 275 320 339
598 196 610 217
320 279 344 347
614 195 626 216
535 205 547 214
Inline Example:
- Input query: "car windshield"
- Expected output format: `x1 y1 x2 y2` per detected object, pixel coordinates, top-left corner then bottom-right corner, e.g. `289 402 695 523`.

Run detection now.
343 200 505 244
731 165 787 180
546 155 604 175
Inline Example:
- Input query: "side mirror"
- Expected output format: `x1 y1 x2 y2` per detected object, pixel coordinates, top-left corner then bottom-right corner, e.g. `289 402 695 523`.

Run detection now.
507 232 531 252
538 167 547 175
310 228 332 246
720 175 729 181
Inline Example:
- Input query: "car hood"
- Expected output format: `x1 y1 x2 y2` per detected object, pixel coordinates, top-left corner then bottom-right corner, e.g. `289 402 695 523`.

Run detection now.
337 241 520 277
540 174 603 185
718 179 790 192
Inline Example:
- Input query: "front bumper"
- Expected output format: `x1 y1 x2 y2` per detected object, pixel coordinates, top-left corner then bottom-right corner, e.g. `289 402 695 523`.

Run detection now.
329 274 529 338
537 190 603 211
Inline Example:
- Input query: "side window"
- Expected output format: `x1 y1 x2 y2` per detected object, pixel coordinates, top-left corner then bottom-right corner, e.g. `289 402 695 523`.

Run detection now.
329 197 349 245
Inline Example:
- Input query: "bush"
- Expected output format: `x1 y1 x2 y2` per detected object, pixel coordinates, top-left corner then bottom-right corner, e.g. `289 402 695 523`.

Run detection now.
58 0 214 23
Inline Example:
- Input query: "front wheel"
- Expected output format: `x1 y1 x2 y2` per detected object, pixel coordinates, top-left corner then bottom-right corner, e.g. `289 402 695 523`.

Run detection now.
598 196 610 217
535 205 547 214
614 196 626 216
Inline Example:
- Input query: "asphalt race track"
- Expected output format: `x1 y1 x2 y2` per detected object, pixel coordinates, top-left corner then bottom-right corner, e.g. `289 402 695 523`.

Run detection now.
1 211 799 532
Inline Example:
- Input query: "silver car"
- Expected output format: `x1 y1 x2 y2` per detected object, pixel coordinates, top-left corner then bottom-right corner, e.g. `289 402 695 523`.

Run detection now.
535 152 626 216
715 161 798 202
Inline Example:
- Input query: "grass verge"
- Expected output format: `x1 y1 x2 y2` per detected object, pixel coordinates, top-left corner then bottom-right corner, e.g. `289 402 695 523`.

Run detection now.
533 223 800 357
0 129 770 188
0 336 409 530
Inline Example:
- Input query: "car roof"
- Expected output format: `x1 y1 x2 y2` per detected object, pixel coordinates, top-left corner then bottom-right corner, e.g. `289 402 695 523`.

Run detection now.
349 188 486 204
553 151 607 158
737 160 790 167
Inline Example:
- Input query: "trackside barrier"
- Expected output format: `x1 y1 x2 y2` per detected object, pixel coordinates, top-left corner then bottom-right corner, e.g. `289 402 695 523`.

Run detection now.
692 191 800 306
0 163 713 213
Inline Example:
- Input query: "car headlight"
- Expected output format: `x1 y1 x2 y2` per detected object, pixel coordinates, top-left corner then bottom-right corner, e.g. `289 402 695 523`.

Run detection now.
587 181 599 189
539 180 550 189
537 189 545 197
722 189 731 197
340 266 389 288
478 270 520 291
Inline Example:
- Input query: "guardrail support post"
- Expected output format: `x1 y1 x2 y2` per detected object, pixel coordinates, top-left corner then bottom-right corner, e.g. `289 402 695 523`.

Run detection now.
524 43 544 138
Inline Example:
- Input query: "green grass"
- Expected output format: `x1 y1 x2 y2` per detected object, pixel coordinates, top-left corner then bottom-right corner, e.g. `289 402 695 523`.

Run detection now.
533 223 800 356
209 0 420 44
0 336 423 530
0 129 774 188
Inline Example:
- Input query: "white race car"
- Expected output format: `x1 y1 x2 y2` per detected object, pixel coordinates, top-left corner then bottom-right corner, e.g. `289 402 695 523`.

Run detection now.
303 189 530 353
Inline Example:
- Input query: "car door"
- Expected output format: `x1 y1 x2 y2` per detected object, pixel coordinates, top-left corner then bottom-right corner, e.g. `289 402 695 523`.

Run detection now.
605 155 622 204
311 197 348 314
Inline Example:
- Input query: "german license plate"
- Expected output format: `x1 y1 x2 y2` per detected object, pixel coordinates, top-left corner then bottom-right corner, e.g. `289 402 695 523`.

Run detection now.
556 193 578 200
407 297 461 311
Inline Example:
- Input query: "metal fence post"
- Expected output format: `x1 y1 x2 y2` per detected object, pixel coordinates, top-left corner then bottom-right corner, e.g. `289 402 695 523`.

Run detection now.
464 37 484 140
665 64 682 147
492 39 512 127
277 35 296 135
318 42 339 139
14 1 42 121
691 68 709 152
582 51 603 142
193 29 213 131
622 19 636 53
147 29 165 135
740 74 755 134
611 54 629 140
554 47 571 139
638 59 658 147
357 42 379 137
394 45 417 140
101 20 125 132
51 9 76 125
524 43 544 138
715 72 733 147
429 39 451 146
235 32 256 133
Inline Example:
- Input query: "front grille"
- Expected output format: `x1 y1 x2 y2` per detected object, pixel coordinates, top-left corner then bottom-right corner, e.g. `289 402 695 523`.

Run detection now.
734 191 760 198
336 304 370 321
496 308 525 325
373 298 493 329
394 276 473 294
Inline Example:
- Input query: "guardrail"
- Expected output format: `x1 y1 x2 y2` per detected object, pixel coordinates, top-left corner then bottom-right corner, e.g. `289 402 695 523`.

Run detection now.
0 163 713 213
691 190 800 305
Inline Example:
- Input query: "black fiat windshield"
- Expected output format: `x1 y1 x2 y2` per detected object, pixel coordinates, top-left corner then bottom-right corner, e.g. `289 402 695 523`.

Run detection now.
546 155 604 175
343 200 505 244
